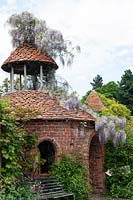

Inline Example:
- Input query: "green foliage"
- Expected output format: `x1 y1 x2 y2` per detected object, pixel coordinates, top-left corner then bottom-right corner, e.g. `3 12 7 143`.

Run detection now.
0 78 10 94
81 75 132 198
98 93 132 134
99 92 133 198
0 177 38 200
81 70 133 115
81 90 91 104
105 133 133 169
96 81 119 99
0 77 23 95
117 69 133 114
0 98 37 180
81 81 118 105
105 133 133 198
0 98 39 199
98 93 131 120
51 155 89 200
90 74 103 89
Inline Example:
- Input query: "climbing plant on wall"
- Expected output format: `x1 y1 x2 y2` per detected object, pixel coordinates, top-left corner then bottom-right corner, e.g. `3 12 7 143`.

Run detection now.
0 98 37 180
80 90 133 198
0 98 40 199
92 93 133 198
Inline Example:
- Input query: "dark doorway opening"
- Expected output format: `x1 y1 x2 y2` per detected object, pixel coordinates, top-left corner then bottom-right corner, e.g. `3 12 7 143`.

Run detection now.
38 141 55 174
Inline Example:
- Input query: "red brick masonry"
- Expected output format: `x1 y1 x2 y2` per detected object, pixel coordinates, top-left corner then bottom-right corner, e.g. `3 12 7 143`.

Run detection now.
3 91 105 193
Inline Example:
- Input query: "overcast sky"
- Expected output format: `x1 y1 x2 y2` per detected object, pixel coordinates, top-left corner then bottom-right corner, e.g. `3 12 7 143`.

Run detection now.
0 0 133 97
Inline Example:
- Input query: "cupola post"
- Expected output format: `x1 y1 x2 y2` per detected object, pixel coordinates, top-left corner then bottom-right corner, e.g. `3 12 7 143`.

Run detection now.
10 65 14 92
40 65 43 90
19 74 22 90
24 64 27 90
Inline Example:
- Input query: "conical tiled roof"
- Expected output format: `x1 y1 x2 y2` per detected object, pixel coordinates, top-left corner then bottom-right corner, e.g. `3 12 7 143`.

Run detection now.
86 91 105 112
1 44 58 74
3 90 95 121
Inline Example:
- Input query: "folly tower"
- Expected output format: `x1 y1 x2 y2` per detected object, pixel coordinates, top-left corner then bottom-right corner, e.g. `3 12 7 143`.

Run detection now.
1 44 105 193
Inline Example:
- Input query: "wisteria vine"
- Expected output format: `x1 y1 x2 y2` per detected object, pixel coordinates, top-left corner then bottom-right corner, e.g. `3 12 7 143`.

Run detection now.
60 96 127 146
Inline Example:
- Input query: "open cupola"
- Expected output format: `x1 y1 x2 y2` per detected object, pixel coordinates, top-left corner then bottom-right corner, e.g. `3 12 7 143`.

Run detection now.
1 44 58 91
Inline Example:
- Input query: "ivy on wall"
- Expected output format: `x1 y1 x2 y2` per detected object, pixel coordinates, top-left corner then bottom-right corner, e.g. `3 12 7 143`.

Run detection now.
0 98 37 180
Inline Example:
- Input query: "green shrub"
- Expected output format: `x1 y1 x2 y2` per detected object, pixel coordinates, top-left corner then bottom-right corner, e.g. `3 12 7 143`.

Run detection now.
93 93 133 198
0 98 37 179
0 98 39 199
81 91 133 198
98 93 132 140
50 155 89 200
81 90 91 104
98 93 131 119
105 133 133 199
0 177 38 200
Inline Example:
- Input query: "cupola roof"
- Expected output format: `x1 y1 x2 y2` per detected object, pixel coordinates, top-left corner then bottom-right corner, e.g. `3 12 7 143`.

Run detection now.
1 44 58 75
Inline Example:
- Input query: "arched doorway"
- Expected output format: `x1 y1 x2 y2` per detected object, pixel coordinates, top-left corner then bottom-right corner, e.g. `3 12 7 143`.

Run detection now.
89 134 105 193
38 140 55 174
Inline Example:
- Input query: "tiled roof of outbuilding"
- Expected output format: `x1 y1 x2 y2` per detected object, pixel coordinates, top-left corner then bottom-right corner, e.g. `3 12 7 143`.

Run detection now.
4 91 94 122
1 44 58 73
86 91 105 112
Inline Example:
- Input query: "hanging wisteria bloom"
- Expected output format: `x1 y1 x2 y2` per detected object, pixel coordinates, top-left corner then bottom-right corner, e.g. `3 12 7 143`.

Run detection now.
7 11 80 66
57 89 127 146
95 115 126 146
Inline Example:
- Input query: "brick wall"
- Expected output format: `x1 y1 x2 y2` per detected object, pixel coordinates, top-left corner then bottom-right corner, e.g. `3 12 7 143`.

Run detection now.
89 134 105 193
25 119 105 193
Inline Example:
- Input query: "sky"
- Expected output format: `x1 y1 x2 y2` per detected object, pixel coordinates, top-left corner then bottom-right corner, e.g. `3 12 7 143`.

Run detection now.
0 0 133 97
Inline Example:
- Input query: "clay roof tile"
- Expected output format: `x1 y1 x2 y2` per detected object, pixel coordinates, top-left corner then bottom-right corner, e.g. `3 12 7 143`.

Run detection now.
3 91 94 122
86 91 105 112
1 44 58 73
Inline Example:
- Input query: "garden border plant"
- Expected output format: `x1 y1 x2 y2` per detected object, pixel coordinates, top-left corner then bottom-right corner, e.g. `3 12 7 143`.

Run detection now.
0 98 40 199
50 154 90 200
82 92 133 199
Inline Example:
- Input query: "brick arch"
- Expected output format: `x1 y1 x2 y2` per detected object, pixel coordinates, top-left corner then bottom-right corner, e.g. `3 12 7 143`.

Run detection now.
89 134 105 193
37 137 62 162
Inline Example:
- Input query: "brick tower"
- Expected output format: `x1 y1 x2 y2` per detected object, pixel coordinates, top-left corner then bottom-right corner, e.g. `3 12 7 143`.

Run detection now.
1 44 105 193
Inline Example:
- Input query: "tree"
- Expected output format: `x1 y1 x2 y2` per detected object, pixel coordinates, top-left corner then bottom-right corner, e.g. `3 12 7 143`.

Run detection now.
90 74 103 89
80 76 133 198
0 77 22 95
81 74 103 104
117 69 133 114
7 11 80 66
96 81 119 99
81 81 119 104
0 78 10 94
0 75 73 99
